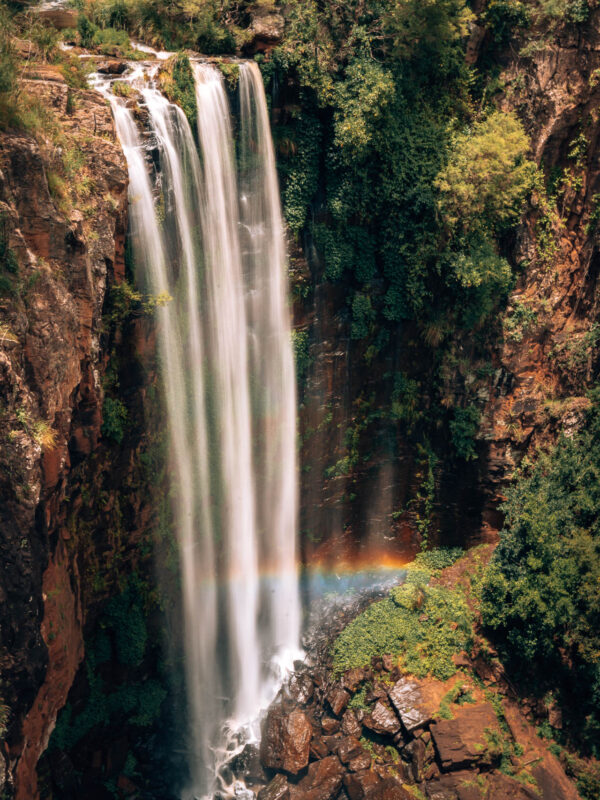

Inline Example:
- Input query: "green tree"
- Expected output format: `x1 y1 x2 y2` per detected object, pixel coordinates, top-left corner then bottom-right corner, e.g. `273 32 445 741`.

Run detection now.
482 396 600 753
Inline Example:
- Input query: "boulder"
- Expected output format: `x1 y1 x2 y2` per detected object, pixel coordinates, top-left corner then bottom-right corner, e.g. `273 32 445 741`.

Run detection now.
404 738 426 782
258 774 289 800
322 717 341 735
288 673 314 706
342 669 365 693
341 710 362 738
364 701 400 735
388 678 446 733
327 687 351 717
348 752 372 772
260 707 312 774
336 737 364 764
97 60 128 75
288 756 344 800
343 769 381 800
430 704 501 772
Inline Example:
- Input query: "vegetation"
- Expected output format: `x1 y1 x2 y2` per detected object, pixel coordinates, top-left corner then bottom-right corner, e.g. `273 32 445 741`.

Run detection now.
332 548 469 679
51 578 168 752
482 396 600 755
159 53 197 129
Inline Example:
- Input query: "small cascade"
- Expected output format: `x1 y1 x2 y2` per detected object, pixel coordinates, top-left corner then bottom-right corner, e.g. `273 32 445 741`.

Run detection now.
96 57 300 799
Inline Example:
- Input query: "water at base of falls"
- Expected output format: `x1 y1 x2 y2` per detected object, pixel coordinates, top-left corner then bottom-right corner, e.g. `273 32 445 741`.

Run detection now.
93 57 301 799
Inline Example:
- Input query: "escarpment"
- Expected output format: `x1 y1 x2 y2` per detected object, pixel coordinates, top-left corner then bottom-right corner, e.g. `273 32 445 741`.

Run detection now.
0 71 139 796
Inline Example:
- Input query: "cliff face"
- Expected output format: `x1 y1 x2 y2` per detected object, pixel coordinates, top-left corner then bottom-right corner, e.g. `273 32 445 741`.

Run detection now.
0 71 129 796
293 7 600 562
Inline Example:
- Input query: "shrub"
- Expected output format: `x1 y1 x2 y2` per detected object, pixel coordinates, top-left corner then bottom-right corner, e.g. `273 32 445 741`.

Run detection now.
481 395 600 754
332 549 471 679
101 397 128 444
450 406 480 461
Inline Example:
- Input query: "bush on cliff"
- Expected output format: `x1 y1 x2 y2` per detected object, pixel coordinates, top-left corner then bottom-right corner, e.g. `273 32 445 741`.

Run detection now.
482 395 600 754
332 548 469 680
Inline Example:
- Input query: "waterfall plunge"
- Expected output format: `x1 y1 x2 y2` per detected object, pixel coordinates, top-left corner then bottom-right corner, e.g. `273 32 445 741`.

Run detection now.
103 62 301 797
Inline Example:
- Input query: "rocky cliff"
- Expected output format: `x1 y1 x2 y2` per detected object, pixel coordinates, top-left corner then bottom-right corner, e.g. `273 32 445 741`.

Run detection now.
0 67 162 798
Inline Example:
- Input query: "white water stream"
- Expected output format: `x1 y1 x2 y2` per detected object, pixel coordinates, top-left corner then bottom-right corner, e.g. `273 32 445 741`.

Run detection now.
96 59 300 798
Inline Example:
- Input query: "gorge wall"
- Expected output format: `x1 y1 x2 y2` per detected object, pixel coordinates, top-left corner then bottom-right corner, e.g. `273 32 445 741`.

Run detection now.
290 4 600 564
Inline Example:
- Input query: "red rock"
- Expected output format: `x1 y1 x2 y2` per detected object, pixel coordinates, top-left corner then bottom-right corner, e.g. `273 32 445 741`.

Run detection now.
343 769 381 800
310 736 330 761
342 709 362 737
327 687 351 717
288 756 344 800
322 716 341 734
260 707 312 774
430 703 501 771
364 778 414 800
288 673 314 706
336 736 364 764
342 669 365 693
363 701 400 735
388 678 446 733
348 752 371 772
487 772 539 799
258 774 290 800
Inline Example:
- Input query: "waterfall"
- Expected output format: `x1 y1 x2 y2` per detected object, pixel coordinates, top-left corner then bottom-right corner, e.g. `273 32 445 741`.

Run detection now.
99 59 300 798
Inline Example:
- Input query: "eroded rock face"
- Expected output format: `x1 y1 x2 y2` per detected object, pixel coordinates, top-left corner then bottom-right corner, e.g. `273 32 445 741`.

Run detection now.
0 72 128 798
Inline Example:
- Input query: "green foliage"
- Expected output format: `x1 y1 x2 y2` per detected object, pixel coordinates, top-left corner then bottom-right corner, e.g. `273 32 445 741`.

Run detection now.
160 54 197 129
291 328 312 386
50 577 166 752
0 2 17 116
0 213 19 297
450 405 480 461
503 299 538 342
101 396 128 445
482 396 600 754
332 549 471 679
77 13 98 47
485 0 532 44
79 0 236 54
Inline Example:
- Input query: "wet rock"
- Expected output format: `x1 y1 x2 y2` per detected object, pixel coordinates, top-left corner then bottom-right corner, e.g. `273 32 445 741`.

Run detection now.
260 707 312 774
363 701 400 735
258 774 289 800
336 737 364 764
229 744 267 787
328 687 351 717
430 704 501 771
365 778 414 800
343 769 381 800
341 669 365 693
347 752 371 772
341 710 362 738
98 60 128 75
404 739 426 782
322 717 341 734
288 673 314 706
388 679 445 733
289 756 344 800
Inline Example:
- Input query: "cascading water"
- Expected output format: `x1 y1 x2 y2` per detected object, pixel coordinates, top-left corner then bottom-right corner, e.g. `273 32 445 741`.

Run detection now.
97 59 300 798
